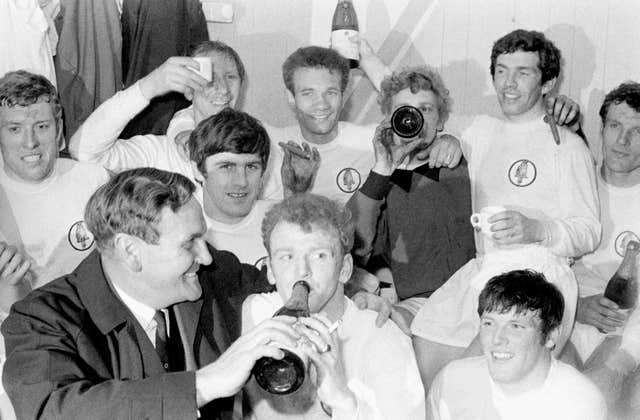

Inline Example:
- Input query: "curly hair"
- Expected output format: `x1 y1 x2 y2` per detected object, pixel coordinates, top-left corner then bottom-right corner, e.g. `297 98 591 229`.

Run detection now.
191 40 246 83
378 66 451 123
0 70 62 122
599 81 640 124
490 29 561 84
85 168 195 250
262 194 354 256
282 46 350 94
188 108 270 175
478 269 564 343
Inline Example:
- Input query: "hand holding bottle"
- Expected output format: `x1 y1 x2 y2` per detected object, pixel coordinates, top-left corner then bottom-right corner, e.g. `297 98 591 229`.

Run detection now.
576 294 629 333
296 314 357 416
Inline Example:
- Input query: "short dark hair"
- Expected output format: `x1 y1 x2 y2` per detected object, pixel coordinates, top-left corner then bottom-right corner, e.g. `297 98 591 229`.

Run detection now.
378 66 452 123
188 108 270 175
191 40 246 83
0 70 62 125
262 194 354 256
599 81 640 124
478 269 564 342
282 46 350 94
490 29 561 84
85 168 195 250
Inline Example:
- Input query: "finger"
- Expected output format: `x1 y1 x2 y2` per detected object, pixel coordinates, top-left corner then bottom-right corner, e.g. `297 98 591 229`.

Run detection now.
10 259 31 286
2 252 23 278
255 344 286 361
448 148 463 168
598 307 627 323
351 292 367 309
599 297 620 310
311 147 320 163
375 303 392 328
0 245 16 270
390 309 412 335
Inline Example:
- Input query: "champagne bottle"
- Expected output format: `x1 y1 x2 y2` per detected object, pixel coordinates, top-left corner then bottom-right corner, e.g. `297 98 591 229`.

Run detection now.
252 280 311 394
604 240 639 310
331 0 359 68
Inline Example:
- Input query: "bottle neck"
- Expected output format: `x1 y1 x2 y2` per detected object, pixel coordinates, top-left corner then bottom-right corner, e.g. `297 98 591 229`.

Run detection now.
285 281 310 310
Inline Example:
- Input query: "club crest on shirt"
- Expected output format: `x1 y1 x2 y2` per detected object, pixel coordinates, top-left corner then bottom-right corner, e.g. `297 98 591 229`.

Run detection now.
615 231 640 257
508 159 537 187
336 167 361 193
68 221 94 251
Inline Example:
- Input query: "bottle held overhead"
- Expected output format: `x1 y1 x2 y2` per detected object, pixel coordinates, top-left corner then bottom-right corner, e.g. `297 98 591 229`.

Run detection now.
331 0 359 68
252 280 311 394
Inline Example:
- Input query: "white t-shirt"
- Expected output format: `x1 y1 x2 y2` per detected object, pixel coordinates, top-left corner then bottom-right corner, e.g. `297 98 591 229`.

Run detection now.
0 158 109 288
571 171 640 362
68 83 202 191
429 356 606 420
242 293 425 420
203 199 273 267
263 122 376 204
462 114 600 257
166 108 377 204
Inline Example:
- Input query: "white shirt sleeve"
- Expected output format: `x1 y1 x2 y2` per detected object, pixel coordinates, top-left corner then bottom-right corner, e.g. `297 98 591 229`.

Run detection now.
540 133 601 257
68 82 152 170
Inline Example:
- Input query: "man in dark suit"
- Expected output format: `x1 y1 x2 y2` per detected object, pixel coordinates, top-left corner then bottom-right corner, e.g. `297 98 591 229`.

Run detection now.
1 168 300 420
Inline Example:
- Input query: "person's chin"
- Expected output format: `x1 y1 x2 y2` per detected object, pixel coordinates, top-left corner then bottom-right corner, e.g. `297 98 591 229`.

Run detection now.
182 274 203 301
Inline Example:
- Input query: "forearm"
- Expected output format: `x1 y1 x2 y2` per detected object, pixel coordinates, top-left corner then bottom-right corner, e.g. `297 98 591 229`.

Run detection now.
346 172 392 264
68 83 150 163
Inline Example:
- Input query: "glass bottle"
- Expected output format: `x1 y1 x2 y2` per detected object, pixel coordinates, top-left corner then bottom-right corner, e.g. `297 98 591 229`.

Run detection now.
604 240 639 310
252 280 311 394
331 0 359 68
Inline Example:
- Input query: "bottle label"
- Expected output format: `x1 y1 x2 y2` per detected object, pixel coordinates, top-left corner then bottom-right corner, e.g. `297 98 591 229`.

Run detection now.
331 29 359 61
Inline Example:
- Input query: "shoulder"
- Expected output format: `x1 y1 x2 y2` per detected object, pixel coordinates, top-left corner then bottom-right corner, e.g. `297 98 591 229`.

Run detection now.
548 361 607 417
558 127 594 157
465 115 499 133
442 355 486 379
337 122 376 146
57 158 109 182
3 271 86 335
553 361 603 398
343 299 411 349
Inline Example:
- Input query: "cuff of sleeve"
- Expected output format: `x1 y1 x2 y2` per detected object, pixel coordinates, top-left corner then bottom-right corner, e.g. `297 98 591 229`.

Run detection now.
538 219 560 247
359 171 392 200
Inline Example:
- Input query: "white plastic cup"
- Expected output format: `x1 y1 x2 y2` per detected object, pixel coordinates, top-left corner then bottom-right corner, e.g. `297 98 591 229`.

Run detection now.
192 57 212 82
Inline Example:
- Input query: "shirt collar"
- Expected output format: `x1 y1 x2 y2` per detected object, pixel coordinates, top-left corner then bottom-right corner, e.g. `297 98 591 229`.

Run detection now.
390 162 440 192
111 282 157 332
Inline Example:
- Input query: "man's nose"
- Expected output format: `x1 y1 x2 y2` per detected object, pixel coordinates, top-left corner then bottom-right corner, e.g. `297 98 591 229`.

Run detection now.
193 238 212 266
492 326 509 345
296 256 311 279
231 167 249 187
23 127 40 149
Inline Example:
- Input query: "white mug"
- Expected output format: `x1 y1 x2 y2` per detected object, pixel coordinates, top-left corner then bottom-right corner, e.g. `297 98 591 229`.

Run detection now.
192 57 212 82
470 206 506 236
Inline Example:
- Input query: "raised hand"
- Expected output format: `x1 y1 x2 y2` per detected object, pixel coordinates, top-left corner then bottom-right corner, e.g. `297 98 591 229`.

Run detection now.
280 141 321 196
545 94 581 129
139 57 209 101
371 122 423 176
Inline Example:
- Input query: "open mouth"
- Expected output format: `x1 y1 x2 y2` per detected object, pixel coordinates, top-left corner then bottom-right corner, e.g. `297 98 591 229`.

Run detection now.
22 154 42 163
491 351 514 361
227 192 248 198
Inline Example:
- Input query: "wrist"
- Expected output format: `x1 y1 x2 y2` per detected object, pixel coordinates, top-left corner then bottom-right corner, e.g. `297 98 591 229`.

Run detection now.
372 162 394 176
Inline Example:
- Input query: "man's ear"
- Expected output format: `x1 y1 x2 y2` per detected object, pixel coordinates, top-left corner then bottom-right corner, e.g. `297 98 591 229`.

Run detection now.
541 77 557 96
339 253 353 285
265 257 277 286
286 89 296 109
544 327 561 350
113 233 142 272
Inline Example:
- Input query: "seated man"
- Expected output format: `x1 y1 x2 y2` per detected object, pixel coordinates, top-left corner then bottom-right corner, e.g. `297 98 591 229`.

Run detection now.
1 168 301 420
188 108 275 267
429 269 606 420
0 70 109 289
242 194 425 419
411 29 600 390
570 81 640 417
347 66 475 326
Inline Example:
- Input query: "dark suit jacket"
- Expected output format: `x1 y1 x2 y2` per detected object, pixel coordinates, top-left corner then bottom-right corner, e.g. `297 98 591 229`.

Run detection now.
1 247 269 420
